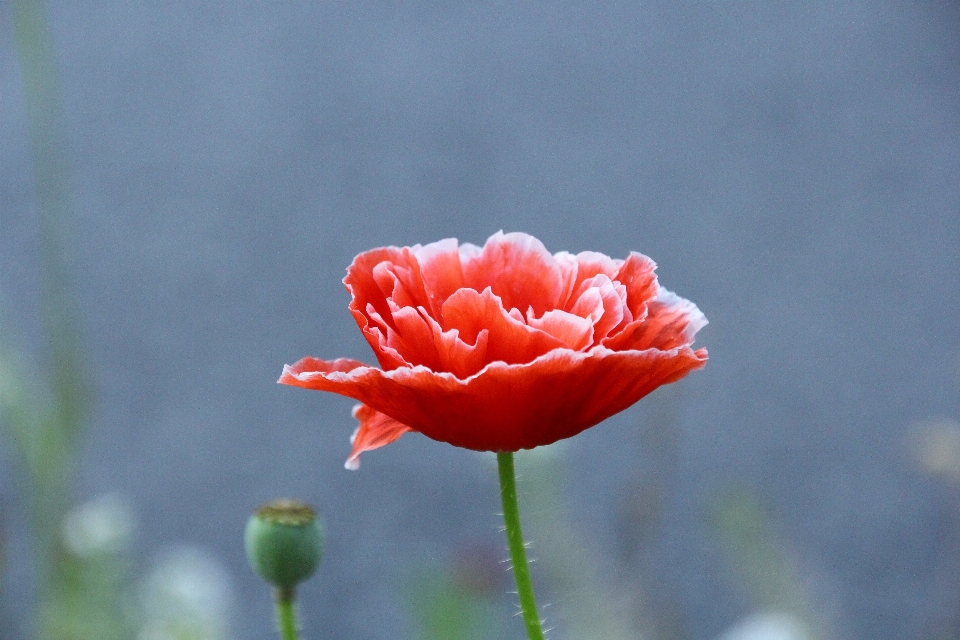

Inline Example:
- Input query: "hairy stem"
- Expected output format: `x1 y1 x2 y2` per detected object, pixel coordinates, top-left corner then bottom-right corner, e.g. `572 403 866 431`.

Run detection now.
497 451 546 640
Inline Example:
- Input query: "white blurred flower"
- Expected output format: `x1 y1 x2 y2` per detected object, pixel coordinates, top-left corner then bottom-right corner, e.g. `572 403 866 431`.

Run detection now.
910 418 960 480
715 612 812 640
61 493 135 557
139 546 234 640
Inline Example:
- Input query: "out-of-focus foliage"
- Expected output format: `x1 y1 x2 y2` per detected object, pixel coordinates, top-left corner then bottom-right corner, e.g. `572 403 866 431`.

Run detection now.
3 1 118 637
712 489 823 640
38 496 135 640
409 388 838 640
410 571 495 640
515 444 643 640
5 0 90 632
139 547 235 640
2 3 237 639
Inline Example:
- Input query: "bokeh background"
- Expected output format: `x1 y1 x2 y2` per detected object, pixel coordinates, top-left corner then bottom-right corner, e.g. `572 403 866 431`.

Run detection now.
2 1 959 639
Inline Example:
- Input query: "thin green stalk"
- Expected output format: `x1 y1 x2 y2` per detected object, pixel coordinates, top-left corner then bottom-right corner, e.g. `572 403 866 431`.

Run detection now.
9 0 87 610
11 0 87 445
497 452 546 640
274 588 300 640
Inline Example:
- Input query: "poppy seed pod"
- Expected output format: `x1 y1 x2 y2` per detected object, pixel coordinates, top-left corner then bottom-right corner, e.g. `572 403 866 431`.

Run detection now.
245 499 323 591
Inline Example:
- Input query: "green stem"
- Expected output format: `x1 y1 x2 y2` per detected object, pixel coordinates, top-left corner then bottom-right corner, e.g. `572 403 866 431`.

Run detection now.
11 0 87 444
274 587 300 640
497 452 546 640
9 0 85 608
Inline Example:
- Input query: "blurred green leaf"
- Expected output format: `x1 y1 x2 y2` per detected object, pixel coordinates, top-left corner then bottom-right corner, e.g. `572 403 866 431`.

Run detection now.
712 487 829 640
712 488 801 612
4 0 113 637
515 447 642 640
410 572 492 640
0 342 43 474
40 550 135 640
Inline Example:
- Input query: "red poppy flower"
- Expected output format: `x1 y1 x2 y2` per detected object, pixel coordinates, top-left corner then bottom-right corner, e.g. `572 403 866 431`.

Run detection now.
280 232 707 469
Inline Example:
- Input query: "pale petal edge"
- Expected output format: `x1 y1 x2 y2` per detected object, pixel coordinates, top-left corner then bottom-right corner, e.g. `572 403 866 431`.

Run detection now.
345 403 413 470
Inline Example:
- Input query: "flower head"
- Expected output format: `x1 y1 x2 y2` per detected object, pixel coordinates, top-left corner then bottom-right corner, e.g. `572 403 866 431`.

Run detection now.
280 231 707 469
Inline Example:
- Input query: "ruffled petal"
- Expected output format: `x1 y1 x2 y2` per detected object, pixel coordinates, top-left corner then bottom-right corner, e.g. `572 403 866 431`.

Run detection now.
413 238 466 318
395 299 492 378
371 259 429 310
346 247 431 367
345 403 413 470
570 251 620 295
614 252 659 319
604 288 707 351
345 247 409 333
568 274 628 345
279 346 707 453
461 231 565 318
552 251 581 310
441 287 568 365
432 325 490 379
281 356 369 377
526 309 594 351
358 303 407 370
384 306 442 370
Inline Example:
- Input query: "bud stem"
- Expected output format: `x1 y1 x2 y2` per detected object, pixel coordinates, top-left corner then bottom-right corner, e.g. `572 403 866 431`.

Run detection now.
497 452 546 640
274 587 300 640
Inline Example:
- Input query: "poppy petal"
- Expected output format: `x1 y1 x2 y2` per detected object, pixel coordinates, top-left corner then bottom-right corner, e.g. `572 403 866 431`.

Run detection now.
553 251 582 310
614 252 659 319
346 247 408 333
347 247 430 366
413 238 466 317
526 309 594 351
384 306 443 371
571 251 621 294
371 259 429 311
604 288 707 352
441 287 568 365
430 318 491 379
568 274 628 345
280 345 707 453
359 303 408 370
461 231 565 318
346 403 413 470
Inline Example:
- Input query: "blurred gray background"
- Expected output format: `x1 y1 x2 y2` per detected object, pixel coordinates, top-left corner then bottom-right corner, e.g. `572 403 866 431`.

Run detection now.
2 1 959 639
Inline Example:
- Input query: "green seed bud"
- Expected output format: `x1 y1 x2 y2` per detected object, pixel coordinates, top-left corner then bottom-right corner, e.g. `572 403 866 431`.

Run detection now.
245 499 324 591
